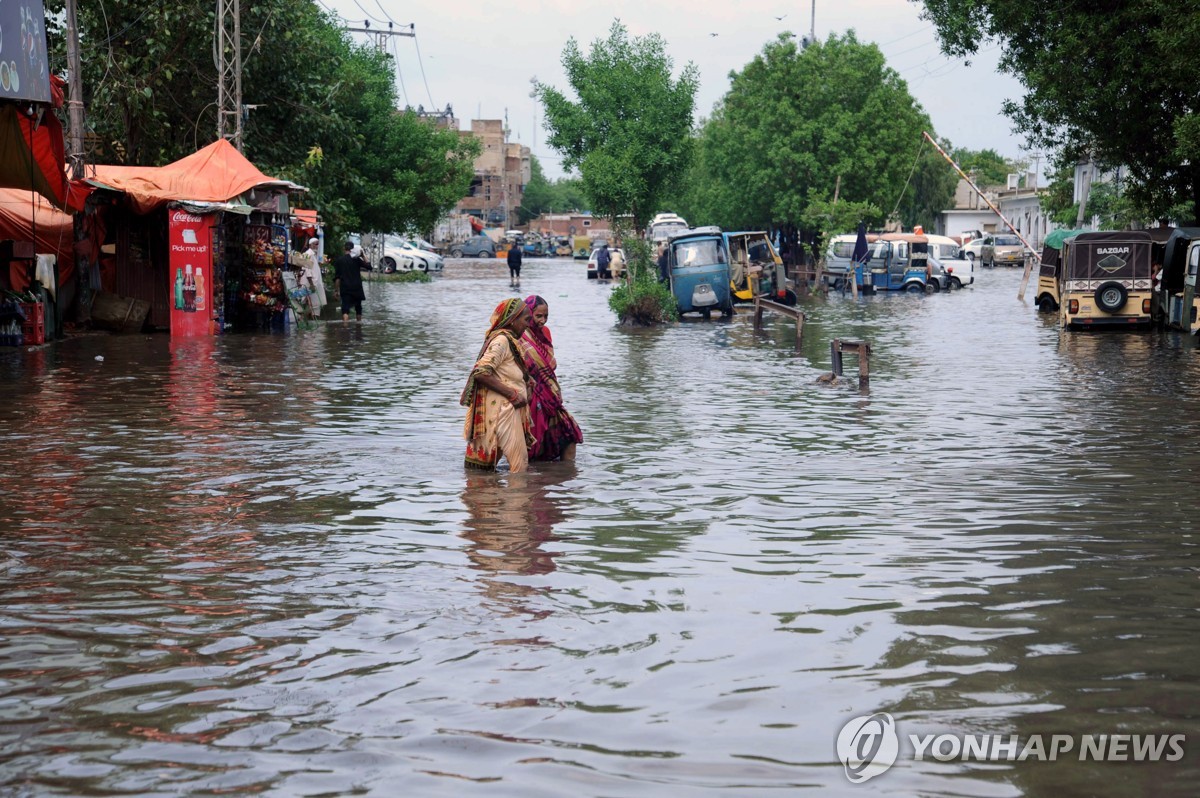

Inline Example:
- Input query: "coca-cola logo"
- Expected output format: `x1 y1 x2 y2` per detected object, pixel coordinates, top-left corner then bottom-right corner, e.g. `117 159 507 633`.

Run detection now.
171 210 203 224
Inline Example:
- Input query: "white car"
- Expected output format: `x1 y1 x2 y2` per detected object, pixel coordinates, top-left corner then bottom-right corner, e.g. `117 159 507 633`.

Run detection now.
380 234 444 273
961 237 988 263
926 235 975 289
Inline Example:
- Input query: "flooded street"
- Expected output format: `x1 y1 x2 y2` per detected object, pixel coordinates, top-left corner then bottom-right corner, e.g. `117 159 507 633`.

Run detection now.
2 260 1199 796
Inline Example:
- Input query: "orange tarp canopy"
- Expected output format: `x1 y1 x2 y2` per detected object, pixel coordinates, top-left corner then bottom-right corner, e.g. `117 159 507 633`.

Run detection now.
0 187 76 290
77 138 297 214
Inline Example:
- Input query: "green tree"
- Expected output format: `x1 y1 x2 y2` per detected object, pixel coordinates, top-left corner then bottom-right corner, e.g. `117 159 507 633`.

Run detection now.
898 140 961 230
534 20 699 232
916 0 1200 222
45 0 477 240
686 32 950 247
1041 156 1080 227
534 21 698 324
518 157 556 224
950 147 1019 186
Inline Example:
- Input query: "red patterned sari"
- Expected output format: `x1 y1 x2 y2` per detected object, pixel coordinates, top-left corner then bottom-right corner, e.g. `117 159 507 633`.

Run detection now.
521 312 583 461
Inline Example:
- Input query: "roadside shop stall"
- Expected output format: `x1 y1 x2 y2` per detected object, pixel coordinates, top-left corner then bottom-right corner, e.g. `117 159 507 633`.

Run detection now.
70 140 306 336
0 2 76 345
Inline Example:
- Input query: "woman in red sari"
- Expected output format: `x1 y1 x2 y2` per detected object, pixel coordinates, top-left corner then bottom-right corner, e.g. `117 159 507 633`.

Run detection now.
521 295 583 461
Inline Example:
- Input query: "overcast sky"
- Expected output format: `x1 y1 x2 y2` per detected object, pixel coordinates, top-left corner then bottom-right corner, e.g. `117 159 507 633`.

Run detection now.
322 0 1040 180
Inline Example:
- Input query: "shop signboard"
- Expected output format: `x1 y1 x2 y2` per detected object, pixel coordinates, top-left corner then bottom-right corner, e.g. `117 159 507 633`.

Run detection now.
168 209 216 337
0 2 52 103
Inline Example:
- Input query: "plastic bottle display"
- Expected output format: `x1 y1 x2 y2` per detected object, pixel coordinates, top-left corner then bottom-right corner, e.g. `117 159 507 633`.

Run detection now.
174 268 184 310
183 265 196 312
195 268 206 312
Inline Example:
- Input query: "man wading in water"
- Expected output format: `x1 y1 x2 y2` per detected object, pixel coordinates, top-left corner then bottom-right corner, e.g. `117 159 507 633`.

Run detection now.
507 244 523 289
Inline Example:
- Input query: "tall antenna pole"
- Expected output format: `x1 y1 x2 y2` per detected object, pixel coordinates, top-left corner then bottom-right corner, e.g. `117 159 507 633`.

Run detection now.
216 0 243 151
810 0 816 45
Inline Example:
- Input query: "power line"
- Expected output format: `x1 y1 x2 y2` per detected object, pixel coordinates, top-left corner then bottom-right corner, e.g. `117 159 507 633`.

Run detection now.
413 33 436 109
390 34 410 107
350 0 387 25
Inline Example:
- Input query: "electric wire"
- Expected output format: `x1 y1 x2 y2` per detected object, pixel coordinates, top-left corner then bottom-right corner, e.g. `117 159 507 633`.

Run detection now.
350 0 386 24
888 135 928 222
390 34 409 107
413 33 435 109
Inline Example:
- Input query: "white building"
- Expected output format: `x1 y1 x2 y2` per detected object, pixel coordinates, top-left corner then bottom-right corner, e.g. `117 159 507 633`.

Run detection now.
938 175 1054 249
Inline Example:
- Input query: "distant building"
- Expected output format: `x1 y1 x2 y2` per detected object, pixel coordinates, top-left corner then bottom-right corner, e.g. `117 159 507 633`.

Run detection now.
938 174 1053 248
995 172 1051 249
526 213 610 240
450 119 531 231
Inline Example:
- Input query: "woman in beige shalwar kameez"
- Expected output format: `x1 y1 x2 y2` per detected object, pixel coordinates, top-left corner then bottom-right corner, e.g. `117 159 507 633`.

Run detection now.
461 298 534 472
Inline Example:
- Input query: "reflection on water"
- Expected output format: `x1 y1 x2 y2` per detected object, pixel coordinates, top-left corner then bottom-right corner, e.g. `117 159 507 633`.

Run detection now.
461 468 572 616
2 264 1200 795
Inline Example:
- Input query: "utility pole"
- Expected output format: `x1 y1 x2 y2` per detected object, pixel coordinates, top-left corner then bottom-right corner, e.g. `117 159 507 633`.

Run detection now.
346 21 414 52
65 0 89 325
810 0 816 45
216 0 243 151
64 0 86 179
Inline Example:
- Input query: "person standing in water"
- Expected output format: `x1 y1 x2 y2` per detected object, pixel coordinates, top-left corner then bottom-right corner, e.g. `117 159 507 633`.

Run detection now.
507 244 523 289
461 298 534 472
520 295 583 462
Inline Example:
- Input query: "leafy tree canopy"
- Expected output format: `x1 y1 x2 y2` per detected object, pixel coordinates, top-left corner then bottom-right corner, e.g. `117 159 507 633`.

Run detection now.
950 148 1022 187
518 157 588 223
44 0 478 240
534 21 699 231
916 0 1200 222
679 32 954 239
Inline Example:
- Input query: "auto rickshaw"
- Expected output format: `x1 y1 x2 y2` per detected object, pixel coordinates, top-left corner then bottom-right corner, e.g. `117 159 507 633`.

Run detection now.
725 231 795 304
1158 227 1200 332
668 226 734 317
1058 230 1154 328
856 233 931 293
1034 228 1087 313
1035 245 1062 312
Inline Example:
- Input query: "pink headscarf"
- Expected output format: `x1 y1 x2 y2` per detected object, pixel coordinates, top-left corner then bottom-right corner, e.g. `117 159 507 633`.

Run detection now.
524 294 552 349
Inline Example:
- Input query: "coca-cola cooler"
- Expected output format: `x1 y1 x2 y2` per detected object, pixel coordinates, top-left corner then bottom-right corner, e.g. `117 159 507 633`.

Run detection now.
168 209 216 336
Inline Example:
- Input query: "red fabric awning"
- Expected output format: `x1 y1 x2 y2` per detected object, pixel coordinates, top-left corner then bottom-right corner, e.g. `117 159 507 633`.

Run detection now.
0 77 77 211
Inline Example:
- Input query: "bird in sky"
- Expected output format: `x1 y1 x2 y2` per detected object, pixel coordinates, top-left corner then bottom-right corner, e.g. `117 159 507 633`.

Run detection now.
776 14 787 20
710 32 719 37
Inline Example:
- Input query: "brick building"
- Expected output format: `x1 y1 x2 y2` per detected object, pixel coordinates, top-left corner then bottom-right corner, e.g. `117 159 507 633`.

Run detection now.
452 119 531 231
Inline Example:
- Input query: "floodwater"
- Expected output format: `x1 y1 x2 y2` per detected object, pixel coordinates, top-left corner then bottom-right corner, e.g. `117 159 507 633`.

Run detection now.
1 260 1199 797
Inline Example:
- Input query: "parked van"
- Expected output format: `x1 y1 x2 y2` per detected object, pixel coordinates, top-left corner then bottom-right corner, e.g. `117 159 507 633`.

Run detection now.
648 213 689 245
823 233 870 288
926 234 974 289
1058 231 1154 328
